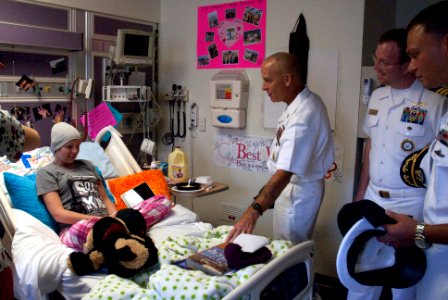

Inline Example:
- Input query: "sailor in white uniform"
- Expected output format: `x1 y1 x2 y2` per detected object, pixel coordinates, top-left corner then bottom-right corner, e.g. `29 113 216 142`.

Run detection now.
267 85 334 243
378 3 448 299
353 28 446 300
226 52 334 244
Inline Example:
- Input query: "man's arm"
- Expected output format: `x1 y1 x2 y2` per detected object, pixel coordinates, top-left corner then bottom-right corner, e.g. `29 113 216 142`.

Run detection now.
354 138 371 202
225 169 292 242
378 210 448 248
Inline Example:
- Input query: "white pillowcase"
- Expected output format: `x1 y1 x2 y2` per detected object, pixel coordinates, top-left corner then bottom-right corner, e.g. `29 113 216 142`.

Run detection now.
150 204 200 228
11 209 73 300
78 141 119 179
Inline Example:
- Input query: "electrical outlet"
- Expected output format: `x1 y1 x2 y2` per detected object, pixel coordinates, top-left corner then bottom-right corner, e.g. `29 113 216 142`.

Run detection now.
220 203 244 223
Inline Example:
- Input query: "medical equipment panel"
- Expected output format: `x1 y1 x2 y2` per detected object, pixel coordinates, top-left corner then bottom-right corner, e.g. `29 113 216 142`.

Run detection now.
102 85 149 102
211 108 246 129
210 70 249 109
113 29 154 67
210 70 249 128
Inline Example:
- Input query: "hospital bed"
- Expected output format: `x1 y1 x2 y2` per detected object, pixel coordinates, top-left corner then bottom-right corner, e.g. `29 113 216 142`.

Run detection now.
0 126 315 300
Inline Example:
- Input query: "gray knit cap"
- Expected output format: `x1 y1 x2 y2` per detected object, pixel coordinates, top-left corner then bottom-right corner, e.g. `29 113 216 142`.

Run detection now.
50 122 81 153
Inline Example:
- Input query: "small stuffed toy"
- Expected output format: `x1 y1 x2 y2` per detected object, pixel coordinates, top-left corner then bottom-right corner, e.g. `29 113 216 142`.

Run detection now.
67 208 158 278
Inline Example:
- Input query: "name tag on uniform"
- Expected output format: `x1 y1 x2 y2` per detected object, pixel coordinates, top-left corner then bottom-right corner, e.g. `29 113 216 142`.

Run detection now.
368 109 378 115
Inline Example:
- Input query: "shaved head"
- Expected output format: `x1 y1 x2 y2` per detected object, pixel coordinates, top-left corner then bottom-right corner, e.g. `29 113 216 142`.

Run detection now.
263 52 302 80
261 52 304 105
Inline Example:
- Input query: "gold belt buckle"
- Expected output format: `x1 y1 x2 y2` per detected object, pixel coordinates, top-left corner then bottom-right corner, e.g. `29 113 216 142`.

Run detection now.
379 190 390 198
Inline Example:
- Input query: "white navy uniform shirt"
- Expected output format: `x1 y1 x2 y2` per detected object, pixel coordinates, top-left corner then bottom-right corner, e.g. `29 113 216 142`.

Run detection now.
267 86 334 181
414 112 448 300
424 112 448 224
363 80 446 190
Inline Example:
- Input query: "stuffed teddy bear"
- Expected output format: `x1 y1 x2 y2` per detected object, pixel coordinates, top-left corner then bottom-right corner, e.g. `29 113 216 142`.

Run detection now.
67 208 159 278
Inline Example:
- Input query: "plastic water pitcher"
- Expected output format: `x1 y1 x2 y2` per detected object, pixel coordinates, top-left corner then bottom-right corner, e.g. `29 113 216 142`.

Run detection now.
168 147 189 182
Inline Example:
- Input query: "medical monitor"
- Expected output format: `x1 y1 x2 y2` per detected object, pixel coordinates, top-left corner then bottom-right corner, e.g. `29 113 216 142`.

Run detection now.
114 29 153 66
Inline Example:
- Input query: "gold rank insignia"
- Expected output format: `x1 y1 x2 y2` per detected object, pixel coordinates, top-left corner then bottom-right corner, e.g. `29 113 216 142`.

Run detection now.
400 145 430 188
433 86 448 97
368 109 378 115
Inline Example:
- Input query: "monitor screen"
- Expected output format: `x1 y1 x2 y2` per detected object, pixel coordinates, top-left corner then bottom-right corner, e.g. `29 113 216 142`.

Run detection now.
114 29 153 66
123 33 150 57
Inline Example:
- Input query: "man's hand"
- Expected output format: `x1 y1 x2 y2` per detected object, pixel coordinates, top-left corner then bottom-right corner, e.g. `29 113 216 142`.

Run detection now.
225 208 260 243
377 210 417 248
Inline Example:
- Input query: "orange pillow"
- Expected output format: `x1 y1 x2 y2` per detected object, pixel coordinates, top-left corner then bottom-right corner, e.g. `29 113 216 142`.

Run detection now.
107 169 172 210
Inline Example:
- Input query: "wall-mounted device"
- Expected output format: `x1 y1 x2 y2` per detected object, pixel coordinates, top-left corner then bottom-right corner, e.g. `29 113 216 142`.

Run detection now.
113 29 154 66
190 102 198 128
102 85 149 102
210 70 249 128
363 78 373 104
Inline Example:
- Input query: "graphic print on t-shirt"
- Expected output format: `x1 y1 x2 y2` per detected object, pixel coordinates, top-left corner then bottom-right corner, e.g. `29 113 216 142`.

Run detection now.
67 175 106 215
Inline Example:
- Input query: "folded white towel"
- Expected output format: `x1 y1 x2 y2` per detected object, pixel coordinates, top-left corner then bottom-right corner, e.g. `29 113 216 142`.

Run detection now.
233 233 270 253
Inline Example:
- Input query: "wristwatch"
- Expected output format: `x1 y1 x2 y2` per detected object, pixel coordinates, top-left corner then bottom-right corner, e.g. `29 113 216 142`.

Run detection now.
414 223 431 249
251 201 263 216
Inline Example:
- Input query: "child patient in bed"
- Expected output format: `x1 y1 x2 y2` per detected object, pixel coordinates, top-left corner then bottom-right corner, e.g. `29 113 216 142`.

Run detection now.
35 122 171 251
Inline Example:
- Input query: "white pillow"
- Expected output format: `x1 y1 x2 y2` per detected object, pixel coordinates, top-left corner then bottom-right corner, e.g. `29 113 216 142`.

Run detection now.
150 204 200 229
11 209 73 299
78 141 119 179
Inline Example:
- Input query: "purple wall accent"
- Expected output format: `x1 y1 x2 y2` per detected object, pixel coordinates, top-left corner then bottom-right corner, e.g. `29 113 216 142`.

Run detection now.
0 1 68 30
0 51 68 77
0 23 83 51
94 15 153 36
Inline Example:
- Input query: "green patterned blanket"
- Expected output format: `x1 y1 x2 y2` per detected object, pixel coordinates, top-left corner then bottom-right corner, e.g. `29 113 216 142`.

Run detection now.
83 226 293 300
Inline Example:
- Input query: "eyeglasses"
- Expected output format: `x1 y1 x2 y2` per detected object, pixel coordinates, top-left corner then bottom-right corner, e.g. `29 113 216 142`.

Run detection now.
372 54 401 67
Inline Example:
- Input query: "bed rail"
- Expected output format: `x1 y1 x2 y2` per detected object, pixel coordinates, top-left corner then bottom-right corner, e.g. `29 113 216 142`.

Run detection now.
223 240 315 300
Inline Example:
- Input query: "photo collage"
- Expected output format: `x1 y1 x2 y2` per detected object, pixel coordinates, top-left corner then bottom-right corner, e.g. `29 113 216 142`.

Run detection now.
197 0 266 69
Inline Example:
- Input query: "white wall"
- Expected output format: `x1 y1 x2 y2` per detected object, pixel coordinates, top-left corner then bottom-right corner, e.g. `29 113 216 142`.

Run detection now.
159 0 365 277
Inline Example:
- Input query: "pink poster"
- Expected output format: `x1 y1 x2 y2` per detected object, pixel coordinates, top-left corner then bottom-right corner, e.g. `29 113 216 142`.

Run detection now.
197 0 266 69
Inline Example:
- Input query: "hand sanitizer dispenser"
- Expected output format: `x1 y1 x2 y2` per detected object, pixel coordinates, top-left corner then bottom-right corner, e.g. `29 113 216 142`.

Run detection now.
210 70 249 128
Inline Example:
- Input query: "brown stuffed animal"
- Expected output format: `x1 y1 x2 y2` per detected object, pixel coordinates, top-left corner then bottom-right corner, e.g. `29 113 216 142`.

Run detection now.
67 208 158 278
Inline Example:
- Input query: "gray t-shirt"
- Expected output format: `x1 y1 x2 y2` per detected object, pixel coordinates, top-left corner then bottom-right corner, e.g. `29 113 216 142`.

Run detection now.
36 159 108 232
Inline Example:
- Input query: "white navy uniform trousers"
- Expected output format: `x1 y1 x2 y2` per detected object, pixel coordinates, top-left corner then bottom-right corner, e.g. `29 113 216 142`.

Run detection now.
349 80 446 300
415 113 448 300
267 87 334 244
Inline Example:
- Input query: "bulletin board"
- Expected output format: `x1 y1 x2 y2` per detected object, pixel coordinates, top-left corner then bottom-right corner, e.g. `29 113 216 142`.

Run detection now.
197 0 266 69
